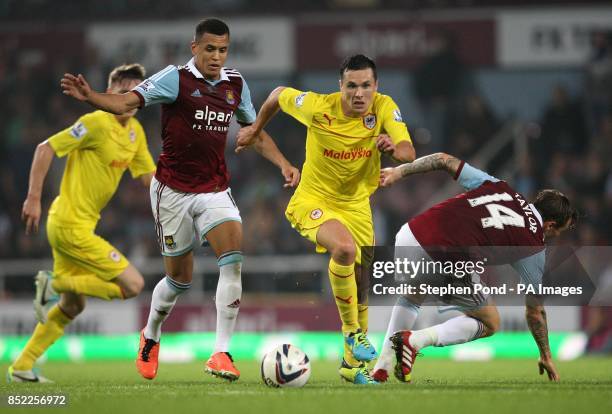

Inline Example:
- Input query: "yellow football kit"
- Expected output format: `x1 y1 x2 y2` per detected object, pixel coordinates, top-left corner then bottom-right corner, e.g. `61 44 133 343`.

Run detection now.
47 110 155 281
279 87 412 264
10 111 155 373
279 87 412 367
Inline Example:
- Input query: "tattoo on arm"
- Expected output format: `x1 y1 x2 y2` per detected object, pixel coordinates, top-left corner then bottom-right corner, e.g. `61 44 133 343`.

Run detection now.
526 305 552 358
399 152 462 178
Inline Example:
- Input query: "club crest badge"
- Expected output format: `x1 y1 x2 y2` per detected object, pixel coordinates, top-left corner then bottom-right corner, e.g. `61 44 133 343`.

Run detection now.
225 90 236 105
363 114 377 130
129 129 136 143
310 208 323 220
109 250 121 263
164 235 176 249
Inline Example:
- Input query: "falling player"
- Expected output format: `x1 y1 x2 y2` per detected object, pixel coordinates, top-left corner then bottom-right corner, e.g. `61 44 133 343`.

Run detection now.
60 18 300 381
372 152 576 383
8 64 155 382
237 55 416 384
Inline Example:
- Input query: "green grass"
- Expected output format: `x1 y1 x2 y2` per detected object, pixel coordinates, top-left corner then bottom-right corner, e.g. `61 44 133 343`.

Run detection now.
1 358 611 413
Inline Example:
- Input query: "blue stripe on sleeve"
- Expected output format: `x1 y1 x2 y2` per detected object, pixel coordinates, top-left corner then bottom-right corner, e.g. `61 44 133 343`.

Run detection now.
511 250 545 288
457 163 499 191
132 65 179 107
236 77 257 124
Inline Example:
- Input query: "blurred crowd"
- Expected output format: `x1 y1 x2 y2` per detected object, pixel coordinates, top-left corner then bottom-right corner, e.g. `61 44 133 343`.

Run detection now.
1 30 611 263
0 7 611 351
3 0 612 21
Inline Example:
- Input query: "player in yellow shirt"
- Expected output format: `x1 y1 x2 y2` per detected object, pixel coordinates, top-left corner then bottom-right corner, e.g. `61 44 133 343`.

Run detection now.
237 55 415 384
7 64 156 383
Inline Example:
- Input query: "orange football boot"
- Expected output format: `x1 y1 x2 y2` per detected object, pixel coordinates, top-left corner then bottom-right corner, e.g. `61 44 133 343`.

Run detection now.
205 352 240 381
136 330 159 380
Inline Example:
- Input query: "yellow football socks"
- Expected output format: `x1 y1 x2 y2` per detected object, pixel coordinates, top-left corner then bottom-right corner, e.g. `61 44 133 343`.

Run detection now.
358 303 369 333
52 275 123 300
12 305 72 371
328 258 359 335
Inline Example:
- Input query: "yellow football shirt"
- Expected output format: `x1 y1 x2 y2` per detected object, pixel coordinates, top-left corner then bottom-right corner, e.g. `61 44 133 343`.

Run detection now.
47 110 156 228
279 88 412 204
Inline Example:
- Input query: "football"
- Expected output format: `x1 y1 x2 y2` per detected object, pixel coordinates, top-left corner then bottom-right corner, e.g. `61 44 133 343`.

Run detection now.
260 344 311 388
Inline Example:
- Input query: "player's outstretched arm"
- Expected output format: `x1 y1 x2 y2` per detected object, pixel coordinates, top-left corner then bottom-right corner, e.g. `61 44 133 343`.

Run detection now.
236 86 284 152
525 295 560 382
61 73 140 115
251 130 300 188
22 141 55 235
380 152 461 187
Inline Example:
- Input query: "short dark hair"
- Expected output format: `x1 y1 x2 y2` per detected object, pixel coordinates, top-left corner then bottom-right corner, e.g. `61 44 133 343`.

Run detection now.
195 18 230 40
107 63 146 88
532 189 577 229
339 54 377 80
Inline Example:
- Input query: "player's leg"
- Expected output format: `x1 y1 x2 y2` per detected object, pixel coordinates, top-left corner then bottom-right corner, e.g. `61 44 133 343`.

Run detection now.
138 179 194 379
35 225 127 322
9 293 85 383
372 295 424 381
403 303 498 351
392 301 499 383
355 265 370 335
51 262 145 300
113 264 145 298
285 198 376 383
355 245 374 335
373 223 427 380
202 219 243 381
317 220 360 340
137 253 193 380
145 252 195 341
317 219 377 384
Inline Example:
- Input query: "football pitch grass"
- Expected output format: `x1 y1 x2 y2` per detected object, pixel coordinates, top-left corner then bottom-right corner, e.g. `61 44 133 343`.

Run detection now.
1 358 611 413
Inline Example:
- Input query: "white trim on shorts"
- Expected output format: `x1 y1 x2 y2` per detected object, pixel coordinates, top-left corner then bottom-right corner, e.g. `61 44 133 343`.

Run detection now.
150 177 242 256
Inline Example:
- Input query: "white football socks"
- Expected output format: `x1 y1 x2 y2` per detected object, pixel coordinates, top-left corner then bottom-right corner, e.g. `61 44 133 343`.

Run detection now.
213 251 243 353
374 297 420 373
144 275 191 342
410 315 485 350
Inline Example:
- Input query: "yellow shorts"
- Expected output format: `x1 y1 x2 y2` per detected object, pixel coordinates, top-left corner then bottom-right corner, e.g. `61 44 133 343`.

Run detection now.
46 218 129 281
285 194 374 265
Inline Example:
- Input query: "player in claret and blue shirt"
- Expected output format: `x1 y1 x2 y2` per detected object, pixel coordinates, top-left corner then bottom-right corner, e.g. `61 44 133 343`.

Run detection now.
371 152 577 383
61 18 300 382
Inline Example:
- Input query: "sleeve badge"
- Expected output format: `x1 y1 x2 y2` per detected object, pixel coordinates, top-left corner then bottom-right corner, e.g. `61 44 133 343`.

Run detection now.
393 109 403 122
69 121 88 139
295 92 307 108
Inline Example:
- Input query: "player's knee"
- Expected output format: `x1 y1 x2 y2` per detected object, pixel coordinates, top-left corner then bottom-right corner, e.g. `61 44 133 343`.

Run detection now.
59 299 85 317
121 276 145 299
332 241 356 264
481 317 500 337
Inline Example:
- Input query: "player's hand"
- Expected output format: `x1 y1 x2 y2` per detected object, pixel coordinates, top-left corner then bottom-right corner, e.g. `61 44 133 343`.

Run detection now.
61 73 92 102
235 125 260 153
376 134 396 156
22 196 42 235
281 164 300 188
538 357 560 382
380 167 402 187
